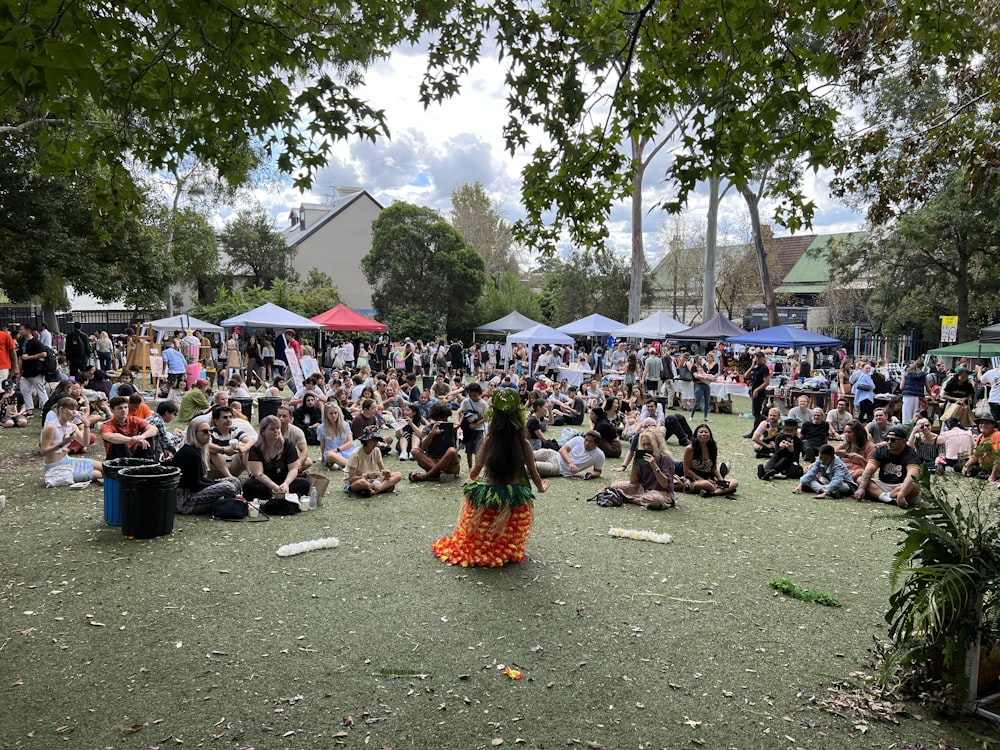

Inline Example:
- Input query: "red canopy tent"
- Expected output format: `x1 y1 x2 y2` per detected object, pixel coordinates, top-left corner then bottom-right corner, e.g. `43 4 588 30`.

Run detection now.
310 304 387 332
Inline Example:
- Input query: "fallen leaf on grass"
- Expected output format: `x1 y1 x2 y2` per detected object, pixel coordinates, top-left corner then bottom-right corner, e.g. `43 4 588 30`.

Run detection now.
683 718 702 728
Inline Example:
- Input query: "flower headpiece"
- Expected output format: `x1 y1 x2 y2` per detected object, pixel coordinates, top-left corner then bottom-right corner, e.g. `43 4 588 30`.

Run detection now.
486 387 525 431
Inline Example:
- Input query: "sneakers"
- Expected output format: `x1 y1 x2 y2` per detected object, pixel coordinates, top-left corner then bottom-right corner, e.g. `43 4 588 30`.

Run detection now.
399 452 410 461
878 491 893 504
719 461 730 478
742 432 754 439
757 464 765 480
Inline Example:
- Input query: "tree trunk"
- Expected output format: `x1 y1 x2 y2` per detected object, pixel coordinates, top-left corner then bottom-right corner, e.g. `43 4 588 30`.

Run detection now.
703 175 721 321
956 233 970 344
741 185 779 327
627 135 646 325
42 301 59 335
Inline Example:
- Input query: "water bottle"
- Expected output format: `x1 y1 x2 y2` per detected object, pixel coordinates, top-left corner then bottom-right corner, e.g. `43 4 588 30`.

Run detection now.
308 487 318 510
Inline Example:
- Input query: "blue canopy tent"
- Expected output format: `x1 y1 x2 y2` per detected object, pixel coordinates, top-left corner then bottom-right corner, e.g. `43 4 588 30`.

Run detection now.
726 325 841 348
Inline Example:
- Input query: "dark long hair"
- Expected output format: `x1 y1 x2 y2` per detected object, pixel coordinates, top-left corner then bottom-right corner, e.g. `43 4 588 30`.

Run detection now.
693 424 718 466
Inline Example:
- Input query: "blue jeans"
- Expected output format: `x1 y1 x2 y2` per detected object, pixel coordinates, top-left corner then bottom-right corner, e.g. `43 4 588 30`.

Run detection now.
692 382 711 419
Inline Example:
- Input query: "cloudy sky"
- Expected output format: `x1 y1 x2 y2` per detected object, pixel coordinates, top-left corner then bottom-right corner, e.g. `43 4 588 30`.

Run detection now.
244 43 866 264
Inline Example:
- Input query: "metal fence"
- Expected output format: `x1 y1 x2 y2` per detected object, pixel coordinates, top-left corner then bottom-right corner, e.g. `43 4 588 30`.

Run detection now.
0 305 164 338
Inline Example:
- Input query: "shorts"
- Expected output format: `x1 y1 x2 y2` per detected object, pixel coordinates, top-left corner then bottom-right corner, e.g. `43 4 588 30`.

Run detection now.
464 429 484 455
44 456 94 487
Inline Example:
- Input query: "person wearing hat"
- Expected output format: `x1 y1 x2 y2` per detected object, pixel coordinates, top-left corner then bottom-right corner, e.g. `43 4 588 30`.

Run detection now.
757 418 804 481
962 414 1000 483
854 425 922 507
178 378 212 422
1 378 27 427
533 430 605 479
345 425 402 497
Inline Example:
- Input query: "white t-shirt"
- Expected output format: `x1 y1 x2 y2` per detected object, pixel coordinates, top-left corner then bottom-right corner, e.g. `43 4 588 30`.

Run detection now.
982 367 1000 405
556 436 606 476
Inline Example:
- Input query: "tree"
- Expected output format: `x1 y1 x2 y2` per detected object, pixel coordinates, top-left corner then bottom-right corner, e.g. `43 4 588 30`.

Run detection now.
539 247 646 326
473 272 544 328
147 203 220 310
0 1 449 194
823 172 1000 342
220 210 297 290
294 269 343 319
362 202 486 338
0 131 166 326
450 182 517 283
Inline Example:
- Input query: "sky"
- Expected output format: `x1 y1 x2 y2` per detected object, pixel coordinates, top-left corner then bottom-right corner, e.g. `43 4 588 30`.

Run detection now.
236 42 868 268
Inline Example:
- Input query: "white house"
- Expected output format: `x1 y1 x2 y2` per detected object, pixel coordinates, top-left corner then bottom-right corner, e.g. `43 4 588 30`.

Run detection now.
284 187 383 314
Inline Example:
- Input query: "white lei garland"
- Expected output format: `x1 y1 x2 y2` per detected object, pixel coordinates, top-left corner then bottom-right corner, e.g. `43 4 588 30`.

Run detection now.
276 537 340 557
608 527 673 544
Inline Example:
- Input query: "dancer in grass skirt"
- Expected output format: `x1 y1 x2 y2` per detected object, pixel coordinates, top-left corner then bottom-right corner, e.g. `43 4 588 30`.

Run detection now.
432 388 548 567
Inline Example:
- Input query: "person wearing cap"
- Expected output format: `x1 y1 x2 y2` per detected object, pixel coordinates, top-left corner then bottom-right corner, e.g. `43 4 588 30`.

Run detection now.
962 414 1000 483
854 425 922 507
345 425 402 497
533 430 605 479
178 378 212 421
757 418 804 481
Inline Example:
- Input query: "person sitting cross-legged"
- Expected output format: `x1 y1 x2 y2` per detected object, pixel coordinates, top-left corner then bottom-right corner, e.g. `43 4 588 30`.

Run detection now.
792 444 857 499
609 428 676 510
853 426 921 508
757 418 804 481
346 425 402 497
169 419 243 515
100 395 157 460
40 397 104 487
409 402 462 483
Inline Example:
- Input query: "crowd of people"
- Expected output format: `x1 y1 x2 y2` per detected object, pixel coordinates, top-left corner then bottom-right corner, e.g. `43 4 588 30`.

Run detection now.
4 321 999 564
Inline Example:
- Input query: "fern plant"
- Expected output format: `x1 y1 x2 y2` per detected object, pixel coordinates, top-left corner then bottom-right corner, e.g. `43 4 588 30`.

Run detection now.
881 468 1000 687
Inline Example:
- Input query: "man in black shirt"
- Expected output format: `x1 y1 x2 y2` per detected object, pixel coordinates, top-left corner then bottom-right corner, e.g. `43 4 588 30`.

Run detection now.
854 426 921 508
758 419 804 480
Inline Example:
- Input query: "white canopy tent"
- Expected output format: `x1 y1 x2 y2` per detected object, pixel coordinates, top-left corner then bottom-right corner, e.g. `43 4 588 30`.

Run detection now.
474 311 543 335
611 311 687 340
557 313 626 337
146 314 223 341
506 324 574 373
220 303 322 330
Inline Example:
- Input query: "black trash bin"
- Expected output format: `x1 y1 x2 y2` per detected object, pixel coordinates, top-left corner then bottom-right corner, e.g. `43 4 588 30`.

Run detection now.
232 397 254 424
257 396 282 424
103 457 157 526
118 465 181 539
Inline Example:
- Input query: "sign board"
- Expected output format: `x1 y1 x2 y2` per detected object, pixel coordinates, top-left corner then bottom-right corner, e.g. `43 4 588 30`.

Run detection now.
941 315 958 343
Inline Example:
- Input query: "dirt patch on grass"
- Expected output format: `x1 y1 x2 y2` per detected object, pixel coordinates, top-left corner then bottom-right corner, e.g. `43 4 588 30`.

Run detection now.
0 447 37 472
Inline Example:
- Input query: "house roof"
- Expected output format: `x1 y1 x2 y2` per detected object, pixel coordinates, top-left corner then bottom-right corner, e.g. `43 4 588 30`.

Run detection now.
775 231 867 294
283 190 384 247
770 233 816 281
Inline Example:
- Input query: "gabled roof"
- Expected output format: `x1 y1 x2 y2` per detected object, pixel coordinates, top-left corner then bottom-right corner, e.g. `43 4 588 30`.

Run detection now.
775 231 866 294
284 190 384 247
770 234 816 281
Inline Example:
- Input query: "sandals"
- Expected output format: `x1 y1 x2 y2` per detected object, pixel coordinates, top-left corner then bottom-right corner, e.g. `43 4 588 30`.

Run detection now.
408 471 423 482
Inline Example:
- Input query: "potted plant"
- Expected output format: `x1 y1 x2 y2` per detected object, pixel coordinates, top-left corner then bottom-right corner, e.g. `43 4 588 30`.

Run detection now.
881 468 1000 711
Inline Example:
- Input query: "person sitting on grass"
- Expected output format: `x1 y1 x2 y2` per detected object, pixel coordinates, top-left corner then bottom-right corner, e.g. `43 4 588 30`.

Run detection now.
935 418 974 474
800 407 834 461
907 417 941 470
825 399 852 442
100 396 157 460
1 378 27 428
609 428 676 509
177 378 212 422
346 425 402 497
292 392 322 445
835 420 875 480
792 444 857 499
786 395 812 426
751 407 782 457
242 415 311 502
757 418 804 481
40 397 104 487
318 401 355 470
170 418 242 514
962 414 1000 484
683 424 738 497
395 401 425 461
533 430 606 479
409 401 462 483
853 426 921 508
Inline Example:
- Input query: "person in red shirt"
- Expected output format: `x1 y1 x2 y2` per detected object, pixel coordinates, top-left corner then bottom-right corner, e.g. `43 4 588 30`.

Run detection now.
0 327 18 381
100 396 157 460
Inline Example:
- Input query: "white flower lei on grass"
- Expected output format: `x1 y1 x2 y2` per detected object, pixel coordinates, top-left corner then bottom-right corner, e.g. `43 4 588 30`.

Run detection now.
608 527 672 544
276 537 340 557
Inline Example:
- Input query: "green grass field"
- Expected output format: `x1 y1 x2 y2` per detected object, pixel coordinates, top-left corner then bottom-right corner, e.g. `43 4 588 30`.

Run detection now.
1 403 997 749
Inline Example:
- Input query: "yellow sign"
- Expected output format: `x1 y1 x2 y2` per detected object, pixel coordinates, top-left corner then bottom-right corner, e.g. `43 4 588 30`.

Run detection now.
941 316 958 326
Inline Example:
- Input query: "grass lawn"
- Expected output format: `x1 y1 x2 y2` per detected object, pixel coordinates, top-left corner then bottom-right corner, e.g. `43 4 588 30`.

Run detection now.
1 402 997 749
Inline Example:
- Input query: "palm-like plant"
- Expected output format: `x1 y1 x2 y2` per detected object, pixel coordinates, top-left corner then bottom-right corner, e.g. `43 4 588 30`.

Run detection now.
883 468 1000 690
